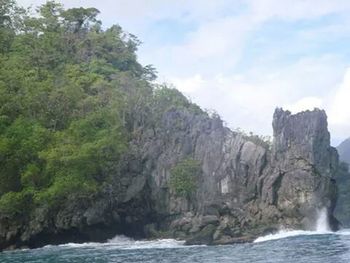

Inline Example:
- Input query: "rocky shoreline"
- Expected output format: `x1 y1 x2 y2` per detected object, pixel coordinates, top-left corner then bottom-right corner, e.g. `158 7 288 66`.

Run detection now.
0 108 340 250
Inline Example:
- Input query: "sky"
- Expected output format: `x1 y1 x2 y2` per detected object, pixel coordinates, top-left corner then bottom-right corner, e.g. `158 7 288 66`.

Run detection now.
17 0 350 146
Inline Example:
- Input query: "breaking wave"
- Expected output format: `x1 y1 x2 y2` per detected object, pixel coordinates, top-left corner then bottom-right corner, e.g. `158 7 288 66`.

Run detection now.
253 229 329 243
254 207 335 243
43 235 185 250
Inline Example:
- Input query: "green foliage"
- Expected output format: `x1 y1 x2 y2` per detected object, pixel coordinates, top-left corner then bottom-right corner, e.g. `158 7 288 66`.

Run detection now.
0 0 206 222
0 1 145 213
153 84 203 115
61 7 100 33
170 158 201 197
0 118 50 194
21 163 42 188
0 190 33 216
33 175 98 207
0 0 25 53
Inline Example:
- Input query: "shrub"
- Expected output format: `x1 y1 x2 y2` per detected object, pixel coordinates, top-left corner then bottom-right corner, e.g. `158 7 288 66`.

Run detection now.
0 190 33 216
33 175 98 207
170 158 201 197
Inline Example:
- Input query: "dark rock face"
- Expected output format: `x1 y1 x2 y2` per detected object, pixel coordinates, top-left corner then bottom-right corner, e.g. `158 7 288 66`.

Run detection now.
337 138 350 164
141 108 339 245
335 138 350 226
0 108 340 249
262 109 338 231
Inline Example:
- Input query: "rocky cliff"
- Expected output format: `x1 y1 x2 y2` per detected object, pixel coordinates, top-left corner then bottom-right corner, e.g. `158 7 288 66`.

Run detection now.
138 107 339 245
335 138 350 226
0 107 339 249
338 138 350 164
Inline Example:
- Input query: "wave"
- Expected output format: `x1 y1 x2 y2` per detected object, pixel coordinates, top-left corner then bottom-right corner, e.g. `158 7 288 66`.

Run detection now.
335 229 350 236
254 207 337 243
44 235 185 250
108 236 186 249
253 227 350 243
253 229 332 243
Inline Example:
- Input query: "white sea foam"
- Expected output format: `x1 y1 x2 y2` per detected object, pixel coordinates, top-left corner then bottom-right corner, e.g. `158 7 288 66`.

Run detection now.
254 207 333 243
335 229 350 236
48 235 185 250
316 207 331 232
253 229 326 243
109 236 186 249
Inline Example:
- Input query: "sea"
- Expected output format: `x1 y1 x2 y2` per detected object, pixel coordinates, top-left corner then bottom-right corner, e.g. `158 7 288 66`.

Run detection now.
1 209 349 263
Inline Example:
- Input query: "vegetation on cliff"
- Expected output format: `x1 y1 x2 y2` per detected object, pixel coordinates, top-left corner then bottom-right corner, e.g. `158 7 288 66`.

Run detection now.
0 0 204 219
170 158 201 197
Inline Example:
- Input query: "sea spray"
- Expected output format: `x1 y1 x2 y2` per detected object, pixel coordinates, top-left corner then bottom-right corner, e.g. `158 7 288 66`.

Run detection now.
316 207 331 232
253 230 316 243
254 207 333 243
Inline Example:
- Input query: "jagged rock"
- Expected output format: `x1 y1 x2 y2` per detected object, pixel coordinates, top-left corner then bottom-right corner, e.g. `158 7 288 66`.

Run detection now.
136 107 339 243
185 224 216 245
261 109 338 230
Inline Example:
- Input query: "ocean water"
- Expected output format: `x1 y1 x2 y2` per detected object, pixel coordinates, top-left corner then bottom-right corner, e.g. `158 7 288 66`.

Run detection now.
1 229 350 263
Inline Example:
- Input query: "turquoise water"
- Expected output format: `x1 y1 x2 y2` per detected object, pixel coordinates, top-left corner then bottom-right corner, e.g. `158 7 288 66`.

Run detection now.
1 230 350 262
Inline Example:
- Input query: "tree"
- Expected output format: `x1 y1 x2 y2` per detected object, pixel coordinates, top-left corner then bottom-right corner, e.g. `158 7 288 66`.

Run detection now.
0 0 24 53
62 7 100 33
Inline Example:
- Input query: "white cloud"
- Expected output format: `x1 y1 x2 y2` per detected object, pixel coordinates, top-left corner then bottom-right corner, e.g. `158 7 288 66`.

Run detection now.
170 74 204 93
139 13 257 78
284 97 323 113
250 0 350 22
170 56 346 139
326 68 350 145
329 68 350 125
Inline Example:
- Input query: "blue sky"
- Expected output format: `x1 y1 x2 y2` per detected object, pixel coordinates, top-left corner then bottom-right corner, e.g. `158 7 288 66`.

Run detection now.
18 0 350 145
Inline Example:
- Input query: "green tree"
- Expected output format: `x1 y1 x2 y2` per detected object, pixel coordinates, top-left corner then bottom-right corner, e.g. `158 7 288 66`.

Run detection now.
0 0 25 53
0 118 50 195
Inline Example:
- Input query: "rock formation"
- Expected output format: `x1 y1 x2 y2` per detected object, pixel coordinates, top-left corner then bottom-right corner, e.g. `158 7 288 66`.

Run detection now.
139 108 339 245
337 138 350 164
0 108 339 249
335 138 350 226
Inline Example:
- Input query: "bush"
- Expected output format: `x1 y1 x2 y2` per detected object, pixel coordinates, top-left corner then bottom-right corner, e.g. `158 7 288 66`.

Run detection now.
0 190 33 216
170 158 201 197
34 175 98 207
153 85 203 116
